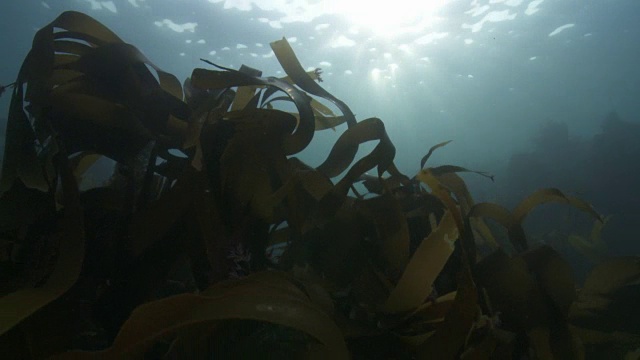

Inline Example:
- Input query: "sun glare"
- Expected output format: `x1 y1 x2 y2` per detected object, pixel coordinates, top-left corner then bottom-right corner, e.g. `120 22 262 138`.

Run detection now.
335 0 449 37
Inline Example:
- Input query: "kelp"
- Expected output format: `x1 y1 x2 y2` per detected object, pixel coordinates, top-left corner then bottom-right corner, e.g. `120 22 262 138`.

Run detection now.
568 215 611 264
383 210 458 313
0 82 15 98
1 11 638 359
469 188 601 252
51 271 349 359
0 152 83 336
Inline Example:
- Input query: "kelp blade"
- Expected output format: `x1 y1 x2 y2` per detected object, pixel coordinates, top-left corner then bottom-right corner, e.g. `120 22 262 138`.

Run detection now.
383 211 458 313
52 271 349 359
0 157 84 336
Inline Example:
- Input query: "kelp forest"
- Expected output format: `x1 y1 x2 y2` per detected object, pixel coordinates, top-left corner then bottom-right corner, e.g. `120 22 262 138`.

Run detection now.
0 11 638 359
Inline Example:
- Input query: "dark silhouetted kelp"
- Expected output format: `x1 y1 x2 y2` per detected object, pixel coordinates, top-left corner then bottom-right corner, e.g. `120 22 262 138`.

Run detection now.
0 11 638 360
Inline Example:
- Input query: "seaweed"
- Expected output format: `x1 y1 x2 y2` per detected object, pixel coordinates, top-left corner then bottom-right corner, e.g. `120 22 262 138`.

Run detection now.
0 83 15 99
0 11 638 359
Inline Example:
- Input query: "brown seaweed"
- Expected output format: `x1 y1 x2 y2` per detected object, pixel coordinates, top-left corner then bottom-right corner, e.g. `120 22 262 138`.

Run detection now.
0 82 15 98
1 10 638 360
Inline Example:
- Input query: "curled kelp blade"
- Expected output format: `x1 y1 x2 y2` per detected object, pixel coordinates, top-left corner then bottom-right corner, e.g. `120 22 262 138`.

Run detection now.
49 12 184 108
51 271 349 359
1 10 190 195
53 12 182 99
63 49 185 125
53 42 189 142
306 118 397 230
230 84 260 111
434 172 475 213
468 202 529 253
265 69 343 131
420 140 452 169
367 141 489 199
317 117 395 179
470 188 601 253
511 188 602 225
357 173 407 195
415 140 493 193
271 38 356 129
190 67 315 155
567 216 611 264
263 95 344 131
470 217 500 251
309 97 338 118
49 10 122 44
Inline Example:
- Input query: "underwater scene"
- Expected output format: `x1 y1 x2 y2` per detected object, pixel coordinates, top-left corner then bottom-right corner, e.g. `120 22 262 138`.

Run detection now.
0 0 639 359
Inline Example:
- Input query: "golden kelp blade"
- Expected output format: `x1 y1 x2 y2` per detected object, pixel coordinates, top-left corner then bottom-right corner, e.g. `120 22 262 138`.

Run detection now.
69 152 102 180
416 169 464 234
230 84 259 111
219 109 296 221
317 117 396 179
569 256 640 333
190 67 315 155
420 140 452 169
305 119 398 231
511 188 601 225
52 272 349 359
383 211 458 313
0 156 84 336
416 268 478 358
271 37 356 128
470 188 601 252
521 246 577 317
289 98 343 131
357 193 411 277
5 9 636 360
476 246 582 358
0 10 189 194
568 216 611 264
475 249 538 329
51 10 123 43
470 217 500 250
469 201 529 252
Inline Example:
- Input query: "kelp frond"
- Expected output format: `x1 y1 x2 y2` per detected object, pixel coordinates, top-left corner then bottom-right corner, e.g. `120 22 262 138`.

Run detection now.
0 82 16 98
0 10 638 360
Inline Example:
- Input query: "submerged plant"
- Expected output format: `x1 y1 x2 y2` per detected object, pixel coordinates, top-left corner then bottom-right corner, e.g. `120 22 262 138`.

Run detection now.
0 82 15 98
0 11 638 360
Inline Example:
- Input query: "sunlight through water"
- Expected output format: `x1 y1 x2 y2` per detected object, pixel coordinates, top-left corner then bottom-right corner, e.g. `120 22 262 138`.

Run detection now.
334 0 450 37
